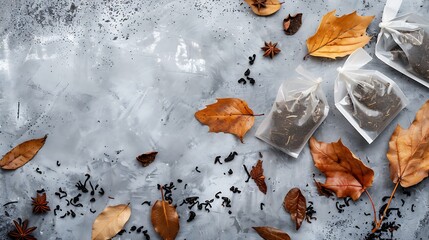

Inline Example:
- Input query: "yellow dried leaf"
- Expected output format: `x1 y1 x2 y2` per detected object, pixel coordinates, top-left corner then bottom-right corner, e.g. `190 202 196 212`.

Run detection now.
387 100 429 187
92 204 131 240
244 0 282 16
0 135 47 170
306 10 374 59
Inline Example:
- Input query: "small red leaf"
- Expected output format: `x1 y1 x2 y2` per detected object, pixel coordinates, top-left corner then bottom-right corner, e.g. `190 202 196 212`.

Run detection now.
250 160 267 194
136 151 158 167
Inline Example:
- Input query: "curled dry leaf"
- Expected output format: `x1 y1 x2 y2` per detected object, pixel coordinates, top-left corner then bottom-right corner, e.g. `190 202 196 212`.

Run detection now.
0 135 47 170
387 100 429 187
250 160 267 194
151 189 179 240
244 0 282 16
92 204 131 240
284 188 306 230
309 137 374 201
314 179 334 198
283 13 302 35
253 226 291 240
136 151 158 167
195 98 259 143
306 10 374 59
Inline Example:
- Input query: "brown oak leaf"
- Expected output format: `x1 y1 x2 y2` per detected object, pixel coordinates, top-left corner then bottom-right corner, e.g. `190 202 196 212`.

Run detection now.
283 13 302 35
195 98 259 143
136 151 158 167
250 160 267 194
253 226 291 240
306 10 374 59
387 100 429 187
309 137 374 200
284 188 306 230
0 135 47 170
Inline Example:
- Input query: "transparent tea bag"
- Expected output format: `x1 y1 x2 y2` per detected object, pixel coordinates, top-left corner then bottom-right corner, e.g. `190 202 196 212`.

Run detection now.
376 0 429 88
256 66 329 158
335 48 409 143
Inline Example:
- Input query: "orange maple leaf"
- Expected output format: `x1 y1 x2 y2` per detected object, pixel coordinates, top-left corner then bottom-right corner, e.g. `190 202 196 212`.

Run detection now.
195 98 259 143
309 137 374 200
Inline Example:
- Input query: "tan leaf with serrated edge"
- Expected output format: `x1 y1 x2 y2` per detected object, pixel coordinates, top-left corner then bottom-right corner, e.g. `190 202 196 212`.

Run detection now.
244 0 282 16
0 135 47 170
309 137 374 201
92 204 131 240
284 188 306 230
195 98 258 143
253 226 291 240
306 10 374 59
387 100 429 187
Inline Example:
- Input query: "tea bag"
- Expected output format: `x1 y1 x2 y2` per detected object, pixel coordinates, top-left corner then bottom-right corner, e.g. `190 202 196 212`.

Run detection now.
375 0 429 88
335 48 409 143
256 66 329 158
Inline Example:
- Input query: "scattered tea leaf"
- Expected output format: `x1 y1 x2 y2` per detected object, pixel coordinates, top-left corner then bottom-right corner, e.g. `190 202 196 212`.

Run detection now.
92 204 131 240
387 100 429 187
314 180 334 198
250 160 267 194
306 10 374 59
309 137 374 200
253 226 291 240
284 188 306 230
195 98 259 143
136 151 158 167
0 135 47 170
283 13 302 35
151 189 179 240
244 0 282 16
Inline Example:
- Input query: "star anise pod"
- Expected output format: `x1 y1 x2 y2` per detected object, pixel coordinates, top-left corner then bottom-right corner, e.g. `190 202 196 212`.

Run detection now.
31 192 50 214
252 0 267 10
8 219 37 240
261 42 281 58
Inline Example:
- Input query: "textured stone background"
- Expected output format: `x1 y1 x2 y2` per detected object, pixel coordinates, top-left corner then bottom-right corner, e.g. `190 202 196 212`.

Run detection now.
0 0 428 239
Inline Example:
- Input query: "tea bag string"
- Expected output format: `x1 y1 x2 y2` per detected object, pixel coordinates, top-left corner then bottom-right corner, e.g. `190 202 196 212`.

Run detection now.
382 0 402 22
337 48 374 90
380 0 421 37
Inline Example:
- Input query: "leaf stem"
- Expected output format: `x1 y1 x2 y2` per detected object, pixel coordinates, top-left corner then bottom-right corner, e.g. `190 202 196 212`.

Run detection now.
364 190 377 226
160 186 165 202
372 180 400 232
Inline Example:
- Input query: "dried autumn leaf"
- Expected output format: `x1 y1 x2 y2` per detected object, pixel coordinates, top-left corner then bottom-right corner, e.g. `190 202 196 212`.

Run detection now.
136 151 158 167
0 135 47 170
250 160 267 194
306 10 374 59
195 98 258 143
283 13 302 35
244 0 282 16
284 188 306 230
253 226 291 240
309 137 374 201
387 100 429 187
314 179 334 198
92 204 131 240
151 190 179 240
